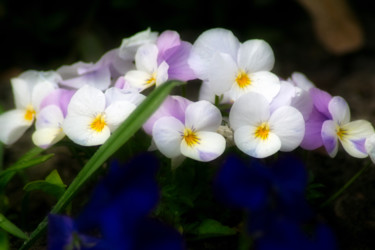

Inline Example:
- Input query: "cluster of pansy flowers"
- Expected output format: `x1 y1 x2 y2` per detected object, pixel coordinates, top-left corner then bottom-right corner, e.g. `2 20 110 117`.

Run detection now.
1 27 375 164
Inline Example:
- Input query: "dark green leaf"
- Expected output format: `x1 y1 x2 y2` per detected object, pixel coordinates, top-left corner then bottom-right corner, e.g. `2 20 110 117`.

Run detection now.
24 170 66 199
192 219 236 238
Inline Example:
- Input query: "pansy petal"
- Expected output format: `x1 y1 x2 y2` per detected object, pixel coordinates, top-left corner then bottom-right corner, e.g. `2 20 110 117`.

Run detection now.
11 77 32 109
156 30 181 61
180 131 225 161
135 44 158 73
60 66 111 91
155 61 169 86
63 115 110 146
206 52 238 95
163 42 196 81
152 117 185 158
119 28 158 60
105 87 145 107
365 134 375 164
125 70 154 90
35 105 64 130
237 39 275 72
339 120 374 158
290 72 315 91
246 71 280 102
309 87 332 118
229 92 270 131
321 120 339 157
300 107 326 150
67 85 105 117
234 125 281 158
328 96 350 124
269 106 305 152
40 89 75 117
48 214 74 250
32 127 65 149
0 109 32 145
105 101 136 131
188 28 240 80
185 101 222 132
143 95 192 135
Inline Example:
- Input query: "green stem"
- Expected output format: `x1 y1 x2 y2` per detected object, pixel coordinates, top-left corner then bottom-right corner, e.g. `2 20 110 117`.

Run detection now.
320 162 371 208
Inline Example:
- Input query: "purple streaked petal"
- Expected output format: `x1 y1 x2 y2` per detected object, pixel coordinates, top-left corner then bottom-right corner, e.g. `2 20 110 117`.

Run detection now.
164 42 196 81
300 107 326 150
40 89 75 117
321 120 338 157
157 30 181 63
309 87 332 119
60 66 111 90
352 138 367 154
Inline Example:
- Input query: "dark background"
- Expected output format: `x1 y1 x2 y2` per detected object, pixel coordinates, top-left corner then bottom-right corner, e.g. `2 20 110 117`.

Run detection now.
2 0 375 249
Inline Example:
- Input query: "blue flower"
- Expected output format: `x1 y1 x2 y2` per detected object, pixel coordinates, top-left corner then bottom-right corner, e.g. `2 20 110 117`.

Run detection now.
214 153 337 250
48 152 185 250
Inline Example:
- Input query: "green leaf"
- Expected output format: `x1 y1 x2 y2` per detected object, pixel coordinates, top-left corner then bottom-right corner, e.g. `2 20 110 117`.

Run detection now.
192 219 236 238
0 230 9 250
24 170 66 199
20 80 185 250
0 153 54 191
0 213 28 240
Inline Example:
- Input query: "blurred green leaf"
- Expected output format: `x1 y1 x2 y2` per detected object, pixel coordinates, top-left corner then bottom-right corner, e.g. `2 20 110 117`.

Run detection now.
0 229 9 250
24 170 66 199
0 213 28 240
192 219 236 238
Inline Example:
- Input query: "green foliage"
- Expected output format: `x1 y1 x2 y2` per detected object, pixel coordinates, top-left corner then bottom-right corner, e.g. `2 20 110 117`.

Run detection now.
24 170 66 199
189 218 236 239
0 230 9 250
0 213 28 240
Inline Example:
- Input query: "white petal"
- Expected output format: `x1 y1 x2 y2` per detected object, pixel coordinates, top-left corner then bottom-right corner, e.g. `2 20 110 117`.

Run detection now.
119 28 158 60
321 120 339 157
124 70 153 90
180 131 226 161
35 105 64 130
188 28 240 80
290 72 315 91
365 134 375 163
269 81 294 113
135 43 158 73
185 101 222 132
205 52 237 95
59 67 111 91
11 77 32 109
104 101 136 131
152 116 185 158
32 127 65 148
155 61 169 86
0 109 32 145
237 39 275 72
63 115 110 146
269 106 305 152
339 120 374 158
31 82 57 112
67 85 105 117
105 87 145 106
229 92 270 131
246 71 280 102
233 125 281 158
328 96 350 124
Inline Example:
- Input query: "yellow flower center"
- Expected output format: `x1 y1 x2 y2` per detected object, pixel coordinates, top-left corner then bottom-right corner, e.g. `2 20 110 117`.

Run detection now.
183 128 200 147
235 70 251 89
90 113 107 132
336 126 348 140
24 105 36 122
254 122 270 140
145 72 157 86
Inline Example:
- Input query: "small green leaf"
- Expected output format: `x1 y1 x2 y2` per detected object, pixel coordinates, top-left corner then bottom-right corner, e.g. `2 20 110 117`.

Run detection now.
193 219 236 238
0 213 28 240
24 170 66 199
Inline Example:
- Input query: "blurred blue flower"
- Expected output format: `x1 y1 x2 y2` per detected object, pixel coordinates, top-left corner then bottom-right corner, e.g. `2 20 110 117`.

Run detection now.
48 152 185 250
214 153 337 250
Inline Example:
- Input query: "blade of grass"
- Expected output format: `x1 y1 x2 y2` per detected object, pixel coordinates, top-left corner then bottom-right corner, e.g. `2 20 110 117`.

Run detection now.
0 213 28 240
20 80 185 249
